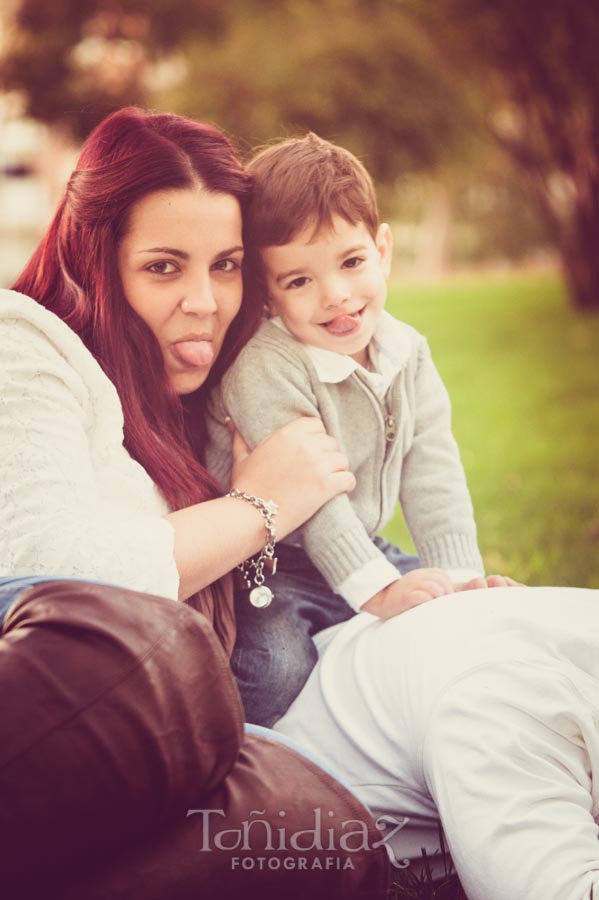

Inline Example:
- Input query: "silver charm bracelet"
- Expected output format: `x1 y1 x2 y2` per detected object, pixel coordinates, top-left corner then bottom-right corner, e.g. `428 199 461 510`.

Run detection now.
226 489 278 608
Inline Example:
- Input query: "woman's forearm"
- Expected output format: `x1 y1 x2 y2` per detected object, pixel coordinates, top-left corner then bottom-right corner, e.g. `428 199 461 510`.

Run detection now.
167 418 356 601
165 496 268 600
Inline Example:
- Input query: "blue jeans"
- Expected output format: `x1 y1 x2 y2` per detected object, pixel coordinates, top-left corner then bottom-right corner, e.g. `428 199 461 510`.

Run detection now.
0 576 67 626
232 537 420 727
0 575 116 627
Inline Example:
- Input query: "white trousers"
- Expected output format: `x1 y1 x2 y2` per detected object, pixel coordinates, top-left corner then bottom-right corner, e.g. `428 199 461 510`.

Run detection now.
275 587 599 900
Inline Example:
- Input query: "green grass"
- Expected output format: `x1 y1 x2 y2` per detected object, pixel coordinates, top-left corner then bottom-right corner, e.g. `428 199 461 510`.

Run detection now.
386 828 468 899
381 271 599 589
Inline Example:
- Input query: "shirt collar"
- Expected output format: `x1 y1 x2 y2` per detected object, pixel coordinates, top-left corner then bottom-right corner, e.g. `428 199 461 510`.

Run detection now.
270 311 413 387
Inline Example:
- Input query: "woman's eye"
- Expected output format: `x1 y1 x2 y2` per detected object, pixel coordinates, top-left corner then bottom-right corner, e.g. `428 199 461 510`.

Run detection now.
286 276 309 290
342 256 364 269
212 258 241 273
146 261 178 275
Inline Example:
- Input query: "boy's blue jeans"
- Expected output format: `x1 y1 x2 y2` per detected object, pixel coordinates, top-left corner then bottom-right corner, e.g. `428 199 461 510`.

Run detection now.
232 536 420 727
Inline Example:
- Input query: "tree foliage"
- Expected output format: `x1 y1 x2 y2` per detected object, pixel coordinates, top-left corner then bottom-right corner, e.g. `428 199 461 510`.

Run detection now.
415 0 599 310
168 1 478 182
0 0 227 138
1 0 598 308
1 0 478 178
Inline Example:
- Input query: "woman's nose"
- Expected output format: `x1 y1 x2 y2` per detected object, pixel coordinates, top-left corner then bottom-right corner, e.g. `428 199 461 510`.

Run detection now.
180 278 218 316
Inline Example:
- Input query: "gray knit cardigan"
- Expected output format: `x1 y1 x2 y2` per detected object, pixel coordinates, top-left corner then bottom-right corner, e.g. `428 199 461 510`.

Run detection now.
206 315 483 595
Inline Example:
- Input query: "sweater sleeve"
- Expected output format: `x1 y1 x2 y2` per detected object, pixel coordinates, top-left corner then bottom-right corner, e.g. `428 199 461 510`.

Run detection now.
221 333 398 606
0 314 180 599
399 339 484 575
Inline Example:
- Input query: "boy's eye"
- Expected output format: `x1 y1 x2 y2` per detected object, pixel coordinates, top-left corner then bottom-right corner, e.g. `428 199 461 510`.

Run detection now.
342 256 364 269
286 276 309 290
146 260 178 275
212 258 241 273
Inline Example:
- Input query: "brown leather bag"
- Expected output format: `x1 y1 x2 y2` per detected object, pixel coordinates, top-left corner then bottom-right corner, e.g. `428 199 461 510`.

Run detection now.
0 580 388 899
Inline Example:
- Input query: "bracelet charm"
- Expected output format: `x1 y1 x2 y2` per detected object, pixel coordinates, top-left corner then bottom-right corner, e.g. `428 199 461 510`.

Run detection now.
226 489 278 608
250 585 274 609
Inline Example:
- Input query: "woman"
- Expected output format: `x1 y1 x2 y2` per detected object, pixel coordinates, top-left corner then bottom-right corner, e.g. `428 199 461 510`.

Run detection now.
2 107 354 626
0 106 383 900
1 107 598 900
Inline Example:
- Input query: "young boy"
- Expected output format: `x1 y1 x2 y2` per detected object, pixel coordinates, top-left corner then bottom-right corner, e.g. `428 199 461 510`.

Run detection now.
207 133 508 726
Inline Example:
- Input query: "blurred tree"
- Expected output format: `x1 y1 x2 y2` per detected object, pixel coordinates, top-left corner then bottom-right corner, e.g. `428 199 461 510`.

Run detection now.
2 0 569 283
0 0 227 139
162 0 480 192
158 0 488 269
1 0 480 188
415 0 599 311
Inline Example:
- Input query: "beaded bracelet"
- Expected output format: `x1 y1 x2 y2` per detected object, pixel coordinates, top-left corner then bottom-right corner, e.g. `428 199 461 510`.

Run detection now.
226 489 278 608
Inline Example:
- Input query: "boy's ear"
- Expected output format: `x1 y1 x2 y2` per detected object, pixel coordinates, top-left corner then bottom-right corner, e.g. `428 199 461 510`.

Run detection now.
375 223 393 277
265 292 278 317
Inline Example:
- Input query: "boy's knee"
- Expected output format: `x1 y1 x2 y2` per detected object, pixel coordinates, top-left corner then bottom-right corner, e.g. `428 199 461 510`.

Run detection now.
233 627 318 726
234 635 318 686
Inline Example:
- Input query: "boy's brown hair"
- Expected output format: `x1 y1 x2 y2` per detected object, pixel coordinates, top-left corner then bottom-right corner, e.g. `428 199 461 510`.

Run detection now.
245 133 379 251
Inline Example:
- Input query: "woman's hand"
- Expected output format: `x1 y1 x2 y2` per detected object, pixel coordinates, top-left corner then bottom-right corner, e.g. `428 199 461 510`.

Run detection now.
166 416 354 600
230 417 356 539
361 569 456 619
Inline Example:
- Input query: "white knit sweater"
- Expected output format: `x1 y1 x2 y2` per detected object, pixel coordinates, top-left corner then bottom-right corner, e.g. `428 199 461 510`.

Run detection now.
0 289 179 599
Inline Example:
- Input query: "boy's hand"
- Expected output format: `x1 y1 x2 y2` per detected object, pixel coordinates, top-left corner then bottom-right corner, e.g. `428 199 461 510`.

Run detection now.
361 568 455 620
455 575 525 591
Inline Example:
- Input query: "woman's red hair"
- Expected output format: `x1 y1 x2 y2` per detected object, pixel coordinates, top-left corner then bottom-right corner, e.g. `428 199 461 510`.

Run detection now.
13 107 259 515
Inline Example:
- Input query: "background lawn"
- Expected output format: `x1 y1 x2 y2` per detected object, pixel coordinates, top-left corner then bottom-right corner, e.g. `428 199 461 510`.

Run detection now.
381 271 599 589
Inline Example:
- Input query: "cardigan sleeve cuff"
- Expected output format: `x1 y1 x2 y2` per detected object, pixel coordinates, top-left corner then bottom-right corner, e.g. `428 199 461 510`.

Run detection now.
336 557 402 611
417 533 484 576
307 525 400 606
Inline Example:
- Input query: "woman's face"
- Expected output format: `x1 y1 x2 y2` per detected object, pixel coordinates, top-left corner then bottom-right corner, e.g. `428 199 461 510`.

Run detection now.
117 185 244 395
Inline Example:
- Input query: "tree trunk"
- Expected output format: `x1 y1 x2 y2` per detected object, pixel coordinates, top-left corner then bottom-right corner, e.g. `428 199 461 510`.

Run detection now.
518 158 599 312
559 182 599 312
561 242 599 311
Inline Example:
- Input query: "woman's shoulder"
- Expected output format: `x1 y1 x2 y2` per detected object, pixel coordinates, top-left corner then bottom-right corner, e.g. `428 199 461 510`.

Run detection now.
0 289 121 413
1 289 104 378
1 288 82 352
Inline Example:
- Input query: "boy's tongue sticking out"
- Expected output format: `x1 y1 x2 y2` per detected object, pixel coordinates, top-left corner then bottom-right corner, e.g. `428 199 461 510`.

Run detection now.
323 311 361 336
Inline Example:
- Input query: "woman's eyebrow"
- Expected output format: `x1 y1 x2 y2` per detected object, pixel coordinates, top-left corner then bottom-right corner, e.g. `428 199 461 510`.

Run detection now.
135 247 189 259
134 244 244 260
214 245 244 259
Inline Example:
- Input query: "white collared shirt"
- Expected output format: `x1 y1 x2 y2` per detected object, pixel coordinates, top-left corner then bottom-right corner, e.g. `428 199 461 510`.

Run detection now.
271 310 408 398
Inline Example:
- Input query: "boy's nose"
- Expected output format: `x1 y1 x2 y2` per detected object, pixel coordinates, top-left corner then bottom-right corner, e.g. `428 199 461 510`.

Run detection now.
323 278 350 308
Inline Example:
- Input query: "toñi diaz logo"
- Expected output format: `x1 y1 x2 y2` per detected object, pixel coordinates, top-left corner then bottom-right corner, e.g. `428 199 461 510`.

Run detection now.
186 806 412 869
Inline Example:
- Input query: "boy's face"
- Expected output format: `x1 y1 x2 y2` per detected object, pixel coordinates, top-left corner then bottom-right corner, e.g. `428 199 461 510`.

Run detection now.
261 217 392 367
